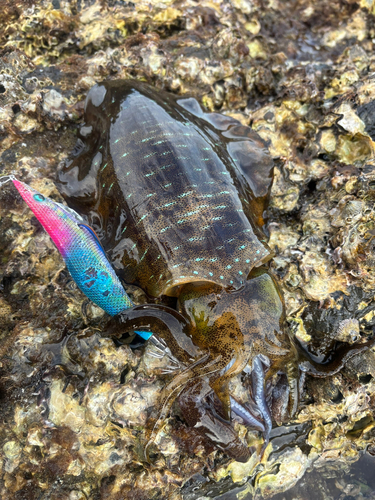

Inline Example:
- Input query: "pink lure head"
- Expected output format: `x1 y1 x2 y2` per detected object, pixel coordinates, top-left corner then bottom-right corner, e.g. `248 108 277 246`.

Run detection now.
12 179 84 258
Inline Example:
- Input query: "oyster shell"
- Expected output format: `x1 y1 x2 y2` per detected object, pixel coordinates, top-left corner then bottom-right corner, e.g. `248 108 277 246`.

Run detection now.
2 0 375 499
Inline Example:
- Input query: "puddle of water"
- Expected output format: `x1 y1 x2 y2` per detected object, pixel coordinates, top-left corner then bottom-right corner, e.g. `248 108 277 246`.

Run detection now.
182 452 375 500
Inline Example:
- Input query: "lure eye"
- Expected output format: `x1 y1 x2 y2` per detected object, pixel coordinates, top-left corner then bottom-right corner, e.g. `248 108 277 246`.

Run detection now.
33 194 45 202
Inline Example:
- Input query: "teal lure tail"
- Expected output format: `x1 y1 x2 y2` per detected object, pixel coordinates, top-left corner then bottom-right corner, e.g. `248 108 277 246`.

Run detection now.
1 175 151 340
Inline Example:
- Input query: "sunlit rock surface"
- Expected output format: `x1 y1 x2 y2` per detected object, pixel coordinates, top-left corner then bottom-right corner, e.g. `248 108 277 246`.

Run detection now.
2 0 375 499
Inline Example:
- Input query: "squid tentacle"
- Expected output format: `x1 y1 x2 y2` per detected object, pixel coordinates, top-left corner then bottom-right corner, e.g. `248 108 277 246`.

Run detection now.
230 395 265 432
295 336 375 377
251 355 273 445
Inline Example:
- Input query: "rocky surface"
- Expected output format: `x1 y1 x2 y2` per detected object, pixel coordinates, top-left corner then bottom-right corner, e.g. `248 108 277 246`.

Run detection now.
2 0 375 499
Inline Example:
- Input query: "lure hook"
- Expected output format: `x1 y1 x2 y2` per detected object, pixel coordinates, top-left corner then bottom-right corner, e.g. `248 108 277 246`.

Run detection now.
0 175 17 188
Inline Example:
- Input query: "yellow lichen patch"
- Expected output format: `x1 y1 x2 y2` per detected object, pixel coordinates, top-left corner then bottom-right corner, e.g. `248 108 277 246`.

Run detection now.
307 425 325 452
230 0 254 14
256 447 310 499
335 134 373 164
288 317 312 343
245 18 261 35
13 114 40 134
153 8 182 23
326 70 360 98
309 159 332 179
363 309 375 323
247 39 268 60
212 438 263 484
319 130 337 153
258 129 293 157
224 451 260 483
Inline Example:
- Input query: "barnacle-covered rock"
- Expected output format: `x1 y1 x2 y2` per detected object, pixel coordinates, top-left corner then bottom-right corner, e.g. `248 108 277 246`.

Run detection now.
3 0 375 499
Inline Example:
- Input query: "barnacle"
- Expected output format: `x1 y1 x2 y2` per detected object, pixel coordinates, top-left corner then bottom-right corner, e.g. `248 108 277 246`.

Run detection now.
2 0 375 499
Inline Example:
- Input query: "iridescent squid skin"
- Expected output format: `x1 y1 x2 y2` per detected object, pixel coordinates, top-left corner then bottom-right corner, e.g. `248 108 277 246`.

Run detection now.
57 79 295 462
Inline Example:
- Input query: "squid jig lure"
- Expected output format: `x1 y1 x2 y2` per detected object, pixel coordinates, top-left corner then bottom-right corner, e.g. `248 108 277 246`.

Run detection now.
0 175 151 339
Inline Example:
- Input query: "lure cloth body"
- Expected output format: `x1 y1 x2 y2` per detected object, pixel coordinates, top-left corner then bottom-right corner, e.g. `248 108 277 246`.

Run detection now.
13 179 136 318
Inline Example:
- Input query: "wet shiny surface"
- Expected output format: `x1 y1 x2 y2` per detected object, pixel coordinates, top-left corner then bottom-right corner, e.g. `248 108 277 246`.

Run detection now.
58 80 294 461
58 80 274 298
181 452 375 500
2 0 375 498
56 80 374 463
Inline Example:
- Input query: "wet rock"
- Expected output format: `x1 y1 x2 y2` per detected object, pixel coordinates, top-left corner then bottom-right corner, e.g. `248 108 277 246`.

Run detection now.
2 0 375 499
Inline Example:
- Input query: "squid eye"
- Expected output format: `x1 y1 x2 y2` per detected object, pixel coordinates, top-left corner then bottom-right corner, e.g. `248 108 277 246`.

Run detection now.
33 194 45 202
